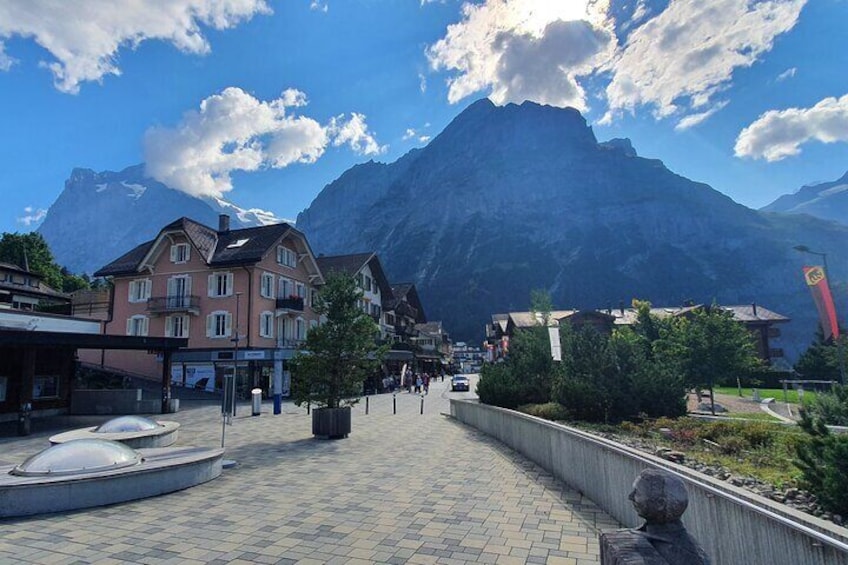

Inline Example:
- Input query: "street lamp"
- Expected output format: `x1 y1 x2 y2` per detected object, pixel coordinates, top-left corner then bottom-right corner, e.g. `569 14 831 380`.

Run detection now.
794 245 844 384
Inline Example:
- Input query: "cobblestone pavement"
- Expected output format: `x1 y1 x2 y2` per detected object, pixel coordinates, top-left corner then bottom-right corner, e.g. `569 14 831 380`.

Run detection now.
0 377 618 564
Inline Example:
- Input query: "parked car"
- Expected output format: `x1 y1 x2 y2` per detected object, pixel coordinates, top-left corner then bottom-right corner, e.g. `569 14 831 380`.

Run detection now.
451 375 470 392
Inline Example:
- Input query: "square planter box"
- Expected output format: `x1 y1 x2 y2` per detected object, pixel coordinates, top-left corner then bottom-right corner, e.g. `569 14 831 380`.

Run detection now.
312 407 351 439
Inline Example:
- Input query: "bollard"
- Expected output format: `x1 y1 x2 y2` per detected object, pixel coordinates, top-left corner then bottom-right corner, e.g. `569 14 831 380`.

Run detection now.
251 388 262 416
420 393 424 415
366 396 369 415
307 401 310 415
393 393 397 415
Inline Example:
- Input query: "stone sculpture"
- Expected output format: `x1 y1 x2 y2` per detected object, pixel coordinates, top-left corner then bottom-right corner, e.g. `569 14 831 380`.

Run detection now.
628 468 710 565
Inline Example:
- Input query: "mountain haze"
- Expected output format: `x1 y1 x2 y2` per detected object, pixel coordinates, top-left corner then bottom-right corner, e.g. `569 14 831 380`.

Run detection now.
297 99 848 360
38 164 277 275
761 172 848 226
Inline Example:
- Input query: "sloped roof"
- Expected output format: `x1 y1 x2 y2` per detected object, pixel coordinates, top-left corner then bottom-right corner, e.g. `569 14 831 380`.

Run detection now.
386 283 426 323
94 216 297 276
508 310 577 328
604 304 789 325
316 253 374 277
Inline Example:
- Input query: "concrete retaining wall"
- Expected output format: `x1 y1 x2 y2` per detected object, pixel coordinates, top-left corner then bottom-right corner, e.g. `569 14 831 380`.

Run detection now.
450 399 848 565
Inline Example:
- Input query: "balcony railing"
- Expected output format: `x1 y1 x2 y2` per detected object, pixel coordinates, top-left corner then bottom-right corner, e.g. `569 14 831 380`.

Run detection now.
147 295 200 315
276 338 305 349
276 296 304 311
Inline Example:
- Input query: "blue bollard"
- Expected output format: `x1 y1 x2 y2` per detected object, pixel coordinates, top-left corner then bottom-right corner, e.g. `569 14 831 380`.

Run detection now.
273 393 281 415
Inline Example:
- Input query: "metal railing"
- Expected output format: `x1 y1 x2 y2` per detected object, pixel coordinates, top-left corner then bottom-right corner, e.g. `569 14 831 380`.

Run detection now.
275 296 304 311
147 295 200 314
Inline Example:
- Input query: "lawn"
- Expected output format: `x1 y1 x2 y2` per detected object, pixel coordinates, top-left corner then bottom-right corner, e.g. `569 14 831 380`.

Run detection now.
713 386 823 405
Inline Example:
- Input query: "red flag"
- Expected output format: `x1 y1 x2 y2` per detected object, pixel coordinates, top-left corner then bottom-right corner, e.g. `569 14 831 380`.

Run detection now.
803 265 840 340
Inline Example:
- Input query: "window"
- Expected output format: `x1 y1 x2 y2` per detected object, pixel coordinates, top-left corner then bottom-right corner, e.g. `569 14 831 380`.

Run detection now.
276 246 297 268
126 315 149 336
208 272 233 297
311 289 319 308
166 275 191 307
260 272 275 299
206 311 232 338
33 375 59 399
372 304 381 317
295 282 305 298
356 273 364 288
279 277 293 298
128 279 151 303
166 315 189 338
295 317 306 340
0 376 6 401
385 313 395 325
260 311 274 338
364 276 372 292
170 243 190 263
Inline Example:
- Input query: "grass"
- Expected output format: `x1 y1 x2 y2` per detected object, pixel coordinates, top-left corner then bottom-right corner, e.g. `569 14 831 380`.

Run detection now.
713 386 818 405
721 411 782 422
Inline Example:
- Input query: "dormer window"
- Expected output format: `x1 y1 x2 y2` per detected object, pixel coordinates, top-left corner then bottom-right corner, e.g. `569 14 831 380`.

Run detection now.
170 243 190 264
277 246 297 268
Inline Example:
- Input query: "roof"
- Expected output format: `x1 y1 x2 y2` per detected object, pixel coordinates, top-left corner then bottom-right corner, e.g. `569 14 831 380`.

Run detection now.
94 216 300 276
316 252 393 297
508 310 577 328
0 262 42 277
386 283 426 323
602 304 790 325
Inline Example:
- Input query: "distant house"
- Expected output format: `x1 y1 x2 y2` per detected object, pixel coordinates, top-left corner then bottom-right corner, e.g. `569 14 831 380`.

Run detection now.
485 303 790 365
89 214 324 399
0 262 69 312
414 321 452 374
315 252 393 337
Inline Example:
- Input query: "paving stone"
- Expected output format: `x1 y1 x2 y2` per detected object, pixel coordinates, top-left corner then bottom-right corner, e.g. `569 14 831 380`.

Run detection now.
0 379 617 563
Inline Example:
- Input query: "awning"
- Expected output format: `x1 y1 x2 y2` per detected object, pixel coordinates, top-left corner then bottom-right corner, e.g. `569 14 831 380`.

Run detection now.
385 350 414 361
415 353 441 361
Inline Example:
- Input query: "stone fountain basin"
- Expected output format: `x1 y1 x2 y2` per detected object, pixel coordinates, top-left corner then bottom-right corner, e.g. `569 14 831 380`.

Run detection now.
0 445 224 518
49 420 180 448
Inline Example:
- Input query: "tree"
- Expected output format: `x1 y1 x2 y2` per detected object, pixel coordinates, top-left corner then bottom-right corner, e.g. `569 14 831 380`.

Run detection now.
0 232 63 289
0 231 90 293
530 288 553 326
795 329 844 382
657 305 762 414
795 409 848 516
289 272 386 409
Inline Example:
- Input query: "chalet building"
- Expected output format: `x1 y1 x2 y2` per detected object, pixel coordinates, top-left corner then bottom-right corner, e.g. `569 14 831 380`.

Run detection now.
413 321 452 374
0 262 69 312
485 303 790 366
89 215 324 399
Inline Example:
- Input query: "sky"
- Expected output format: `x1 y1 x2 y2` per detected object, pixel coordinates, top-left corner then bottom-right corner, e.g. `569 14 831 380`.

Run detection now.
1 0 847 233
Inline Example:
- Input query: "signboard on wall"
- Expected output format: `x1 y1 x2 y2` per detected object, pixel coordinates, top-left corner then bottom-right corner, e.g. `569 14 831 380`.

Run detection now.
184 364 216 391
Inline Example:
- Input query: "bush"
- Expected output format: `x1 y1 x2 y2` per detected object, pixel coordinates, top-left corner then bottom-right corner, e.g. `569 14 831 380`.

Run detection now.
802 384 848 426
477 363 525 409
795 411 848 515
517 402 570 421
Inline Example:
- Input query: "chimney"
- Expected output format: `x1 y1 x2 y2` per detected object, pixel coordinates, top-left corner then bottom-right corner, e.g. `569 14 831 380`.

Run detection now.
752 302 758 317
218 214 230 233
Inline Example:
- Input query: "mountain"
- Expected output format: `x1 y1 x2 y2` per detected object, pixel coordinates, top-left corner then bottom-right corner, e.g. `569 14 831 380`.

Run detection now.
297 99 848 361
761 171 848 225
38 164 278 275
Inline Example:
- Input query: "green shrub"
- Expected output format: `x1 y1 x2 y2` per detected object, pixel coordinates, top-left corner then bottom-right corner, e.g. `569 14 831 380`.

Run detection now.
803 384 848 426
517 402 570 421
795 411 848 515
476 363 524 409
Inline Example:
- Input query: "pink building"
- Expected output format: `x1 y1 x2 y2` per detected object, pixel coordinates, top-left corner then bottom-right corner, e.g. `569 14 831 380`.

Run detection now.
88 215 324 399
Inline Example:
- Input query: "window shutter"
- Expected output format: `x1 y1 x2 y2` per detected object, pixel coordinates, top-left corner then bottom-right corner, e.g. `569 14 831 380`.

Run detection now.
208 274 215 297
184 245 190 262
143 279 151 300
206 314 213 337
165 316 173 337
141 317 149 336
126 318 133 335
170 245 178 262
184 275 191 296
167 277 177 298
225 312 232 337
226 273 234 296
128 281 136 302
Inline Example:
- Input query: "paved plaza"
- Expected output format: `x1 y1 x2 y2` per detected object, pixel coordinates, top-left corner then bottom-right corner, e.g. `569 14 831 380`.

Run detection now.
0 377 619 564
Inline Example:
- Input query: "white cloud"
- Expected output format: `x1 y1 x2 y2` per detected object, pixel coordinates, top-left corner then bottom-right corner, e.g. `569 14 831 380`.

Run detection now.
418 72 427 94
426 0 615 111
0 40 14 71
734 94 848 161
403 128 431 143
0 1 270 94
328 113 386 156
605 0 807 127
777 67 797 82
674 101 729 131
17 206 47 227
144 87 384 198
310 1 329 13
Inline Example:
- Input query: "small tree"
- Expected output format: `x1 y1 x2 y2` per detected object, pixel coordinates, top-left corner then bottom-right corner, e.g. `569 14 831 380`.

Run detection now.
795 329 844 382
289 272 385 409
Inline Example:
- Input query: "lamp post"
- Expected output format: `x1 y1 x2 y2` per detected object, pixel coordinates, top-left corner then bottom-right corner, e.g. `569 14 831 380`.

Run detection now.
794 245 844 384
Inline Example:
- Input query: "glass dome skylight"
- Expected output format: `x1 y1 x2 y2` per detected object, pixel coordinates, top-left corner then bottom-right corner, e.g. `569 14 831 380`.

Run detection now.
94 416 161 433
11 439 141 476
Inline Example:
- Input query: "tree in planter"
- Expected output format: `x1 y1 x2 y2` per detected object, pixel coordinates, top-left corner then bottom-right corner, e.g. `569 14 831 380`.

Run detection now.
290 272 386 414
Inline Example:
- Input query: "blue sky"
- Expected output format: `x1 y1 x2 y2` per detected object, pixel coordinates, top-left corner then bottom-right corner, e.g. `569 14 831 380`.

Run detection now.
1 0 847 235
